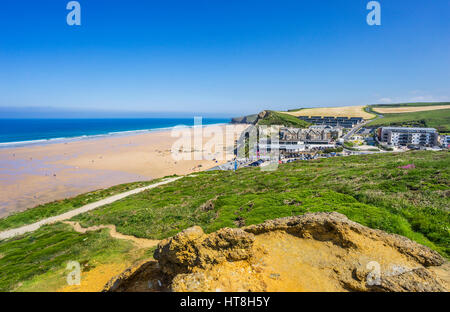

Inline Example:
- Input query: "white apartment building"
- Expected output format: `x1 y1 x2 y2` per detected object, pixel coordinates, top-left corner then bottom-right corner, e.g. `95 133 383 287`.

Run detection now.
438 135 450 148
377 127 438 147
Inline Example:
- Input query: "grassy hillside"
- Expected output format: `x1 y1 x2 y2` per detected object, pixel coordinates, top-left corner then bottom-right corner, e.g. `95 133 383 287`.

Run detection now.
367 109 450 133
73 151 449 255
256 110 310 127
0 150 448 291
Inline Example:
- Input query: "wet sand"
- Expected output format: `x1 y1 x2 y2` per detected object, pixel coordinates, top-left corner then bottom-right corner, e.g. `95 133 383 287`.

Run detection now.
0 124 246 218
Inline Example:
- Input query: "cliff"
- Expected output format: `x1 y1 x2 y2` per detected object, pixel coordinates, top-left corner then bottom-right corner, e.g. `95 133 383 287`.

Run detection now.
231 110 310 127
104 212 449 292
231 114 258 124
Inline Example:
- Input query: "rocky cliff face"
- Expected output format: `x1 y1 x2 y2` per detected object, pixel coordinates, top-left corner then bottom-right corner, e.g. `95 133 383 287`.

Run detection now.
231 114 258 124
105 212 449 292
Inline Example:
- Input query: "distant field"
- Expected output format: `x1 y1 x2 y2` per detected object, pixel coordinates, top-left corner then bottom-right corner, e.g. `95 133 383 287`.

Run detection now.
371 102 450 108
373 105 450 114
284 105 375 119
367 108 450 133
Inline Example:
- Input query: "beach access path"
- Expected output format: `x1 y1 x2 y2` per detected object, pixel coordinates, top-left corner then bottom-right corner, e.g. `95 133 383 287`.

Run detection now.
0 176 182 240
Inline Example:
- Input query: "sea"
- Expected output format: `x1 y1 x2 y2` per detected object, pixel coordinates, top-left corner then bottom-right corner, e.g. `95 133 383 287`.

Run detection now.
0 118 230 148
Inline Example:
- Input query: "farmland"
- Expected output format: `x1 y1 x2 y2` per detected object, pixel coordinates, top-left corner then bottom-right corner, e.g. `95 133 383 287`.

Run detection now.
283 105 375 119
373 104 450 114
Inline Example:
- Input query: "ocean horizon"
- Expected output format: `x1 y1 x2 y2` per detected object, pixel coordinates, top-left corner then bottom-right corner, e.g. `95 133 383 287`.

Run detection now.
0 118 231 148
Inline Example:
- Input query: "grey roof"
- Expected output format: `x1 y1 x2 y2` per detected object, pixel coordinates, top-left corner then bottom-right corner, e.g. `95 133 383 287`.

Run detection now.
381 127 437 132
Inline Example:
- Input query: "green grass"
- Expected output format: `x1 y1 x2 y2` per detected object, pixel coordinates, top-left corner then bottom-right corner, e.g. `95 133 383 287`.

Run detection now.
367 109 450 133
72 150 450 257
322 147 344 153
343 142 359 151
363 106 378 119
1 151 449 291
256 110 310 127
345 141 355 147
0 223 135 292
0 179 164 231
371 102 450 108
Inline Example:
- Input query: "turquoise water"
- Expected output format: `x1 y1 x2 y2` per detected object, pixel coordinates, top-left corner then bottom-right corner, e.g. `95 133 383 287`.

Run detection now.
0 118 230 147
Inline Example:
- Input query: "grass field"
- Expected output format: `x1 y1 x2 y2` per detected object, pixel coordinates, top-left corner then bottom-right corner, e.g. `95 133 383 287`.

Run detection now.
283 105 375 119
371 102 450 108
367 108 450 133
373 105 450 114
0 150 448 291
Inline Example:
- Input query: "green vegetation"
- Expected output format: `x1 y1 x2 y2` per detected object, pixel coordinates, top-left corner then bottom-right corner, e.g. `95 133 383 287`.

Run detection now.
0 180 162 231
71 151 449 257
364 105 380 117
1 151 448 291
345 141 355 147
371 102 450 108
363 105 378 119
256 110 310 127
374 138 394 151
367 109 450 133
322 147 343 153
343 141 360 151
0 223 135 291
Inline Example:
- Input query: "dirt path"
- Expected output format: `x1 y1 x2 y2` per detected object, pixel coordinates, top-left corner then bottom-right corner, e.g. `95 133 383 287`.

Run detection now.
57 222 159 292
64 221 159 248
0 176 181 240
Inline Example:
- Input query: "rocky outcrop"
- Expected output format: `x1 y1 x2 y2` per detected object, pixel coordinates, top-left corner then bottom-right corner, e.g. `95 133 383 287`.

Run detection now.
106 212 449 292
231 114 258 124
243 213 444 267
154 226 256 276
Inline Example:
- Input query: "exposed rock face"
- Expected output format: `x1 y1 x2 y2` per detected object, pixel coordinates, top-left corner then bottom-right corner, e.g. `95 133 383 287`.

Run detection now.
106 212 449 292
230 111 272 125
244 212 444 267
231 114 258 124
154 226 256 276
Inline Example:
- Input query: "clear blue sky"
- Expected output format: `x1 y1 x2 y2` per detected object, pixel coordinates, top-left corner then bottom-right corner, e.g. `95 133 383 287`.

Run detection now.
0 0 449 117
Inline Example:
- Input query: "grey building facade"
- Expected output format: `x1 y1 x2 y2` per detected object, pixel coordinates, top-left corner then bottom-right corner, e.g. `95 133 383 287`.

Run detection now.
377 127 438 147
298 116 363 128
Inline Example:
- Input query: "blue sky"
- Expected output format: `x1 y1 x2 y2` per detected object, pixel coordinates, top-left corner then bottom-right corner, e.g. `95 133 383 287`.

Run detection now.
0 0 449 117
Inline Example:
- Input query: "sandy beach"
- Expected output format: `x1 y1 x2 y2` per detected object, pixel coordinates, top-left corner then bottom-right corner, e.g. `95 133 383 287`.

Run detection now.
0 124 247 218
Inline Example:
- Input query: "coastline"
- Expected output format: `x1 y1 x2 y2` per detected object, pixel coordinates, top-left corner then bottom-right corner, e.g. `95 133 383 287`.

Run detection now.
0 123 245 218
0 119 230 149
